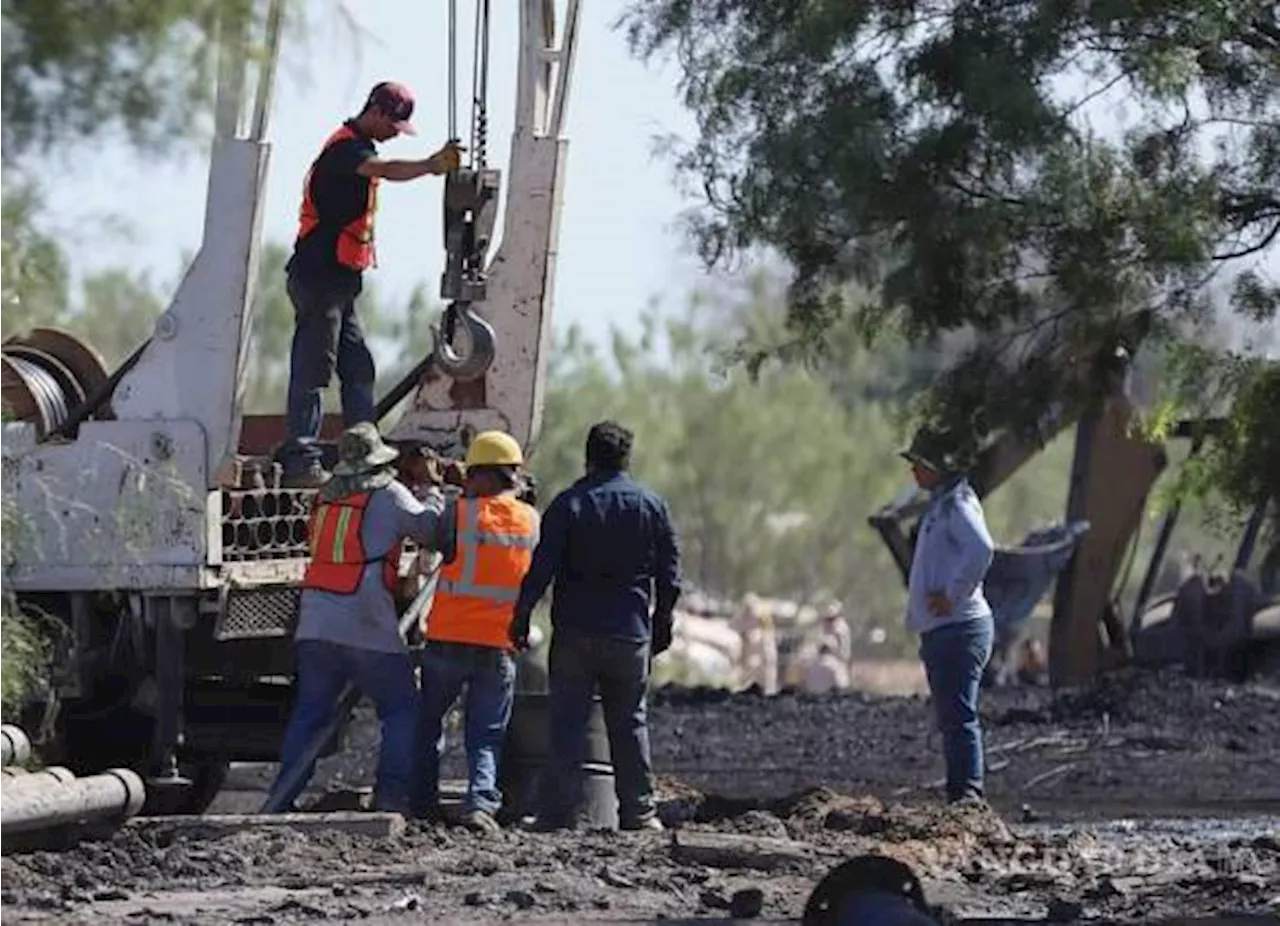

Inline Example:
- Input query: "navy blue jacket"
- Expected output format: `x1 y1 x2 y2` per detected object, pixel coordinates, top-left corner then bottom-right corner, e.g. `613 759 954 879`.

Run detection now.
514 471 682 641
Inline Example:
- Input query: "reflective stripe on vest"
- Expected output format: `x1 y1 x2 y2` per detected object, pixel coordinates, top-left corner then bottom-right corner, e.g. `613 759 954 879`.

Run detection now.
301 491 401 596
295 125 379 271
427 495 538 649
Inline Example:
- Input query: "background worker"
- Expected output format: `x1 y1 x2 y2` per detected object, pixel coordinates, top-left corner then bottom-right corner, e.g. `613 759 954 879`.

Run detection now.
417 431 538 833
278 81 463 487
267 423 453 814
816 599 853 664
801 643 851 695
511 421 683 832
734 593 779 694
901 427 996 804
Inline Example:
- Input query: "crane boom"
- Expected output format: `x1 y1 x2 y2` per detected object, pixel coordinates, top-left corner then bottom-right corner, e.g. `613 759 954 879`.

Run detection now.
386 0 582 458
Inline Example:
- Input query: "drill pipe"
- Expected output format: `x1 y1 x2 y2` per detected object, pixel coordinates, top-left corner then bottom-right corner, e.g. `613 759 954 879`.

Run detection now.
259 493 279 518
1 725 31 766
1 766 77 792
290 519 308 545
1 768 146 836
254 521 275 548
273 519 292 546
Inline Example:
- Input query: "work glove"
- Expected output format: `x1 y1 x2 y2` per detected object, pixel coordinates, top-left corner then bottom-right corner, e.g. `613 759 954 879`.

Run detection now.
509 611 532 651
428 139 464 174
652 615 673 656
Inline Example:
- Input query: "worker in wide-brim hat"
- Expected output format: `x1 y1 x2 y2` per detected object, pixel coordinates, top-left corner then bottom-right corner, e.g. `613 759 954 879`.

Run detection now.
415 430 539 833
267 422 455 815
900 425 996 805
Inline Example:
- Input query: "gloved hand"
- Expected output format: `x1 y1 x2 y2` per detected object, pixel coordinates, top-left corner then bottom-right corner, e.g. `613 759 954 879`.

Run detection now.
428 139 464 174
509 611 532 651
652 615 673 656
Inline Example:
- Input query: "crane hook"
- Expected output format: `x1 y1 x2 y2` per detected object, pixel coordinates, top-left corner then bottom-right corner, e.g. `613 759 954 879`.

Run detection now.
433 302 496 383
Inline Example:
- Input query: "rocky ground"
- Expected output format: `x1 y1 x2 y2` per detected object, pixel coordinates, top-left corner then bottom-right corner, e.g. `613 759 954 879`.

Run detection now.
3 667 1279 924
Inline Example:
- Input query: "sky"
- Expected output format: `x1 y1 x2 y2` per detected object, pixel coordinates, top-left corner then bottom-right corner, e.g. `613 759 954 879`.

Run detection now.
42 1 703 345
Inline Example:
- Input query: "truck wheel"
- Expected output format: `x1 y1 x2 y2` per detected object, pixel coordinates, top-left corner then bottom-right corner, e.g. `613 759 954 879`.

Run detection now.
55 681 229 815
142 758 230 816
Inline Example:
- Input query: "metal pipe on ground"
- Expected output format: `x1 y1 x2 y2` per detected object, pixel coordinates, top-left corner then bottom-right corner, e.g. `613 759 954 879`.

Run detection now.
1 725 31 766
1 767 77 793
1 768 146 837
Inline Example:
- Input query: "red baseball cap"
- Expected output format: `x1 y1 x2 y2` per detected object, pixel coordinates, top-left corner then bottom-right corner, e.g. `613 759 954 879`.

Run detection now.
364 81 416 135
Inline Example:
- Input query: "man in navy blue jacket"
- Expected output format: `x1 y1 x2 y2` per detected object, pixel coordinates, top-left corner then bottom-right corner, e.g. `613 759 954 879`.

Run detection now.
510 421 682 831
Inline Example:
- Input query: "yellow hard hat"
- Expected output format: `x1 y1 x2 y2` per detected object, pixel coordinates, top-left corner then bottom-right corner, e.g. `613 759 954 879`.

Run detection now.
465 430 524 468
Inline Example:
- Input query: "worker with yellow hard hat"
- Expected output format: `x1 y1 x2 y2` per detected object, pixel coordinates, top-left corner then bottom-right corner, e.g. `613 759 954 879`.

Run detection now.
415 430 538 832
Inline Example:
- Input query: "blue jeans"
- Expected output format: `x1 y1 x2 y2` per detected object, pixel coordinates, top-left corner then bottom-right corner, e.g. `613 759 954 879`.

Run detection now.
417 641 516 816
919 618 993 802
271 639 419 812
279 271 375 475
544 632 656 826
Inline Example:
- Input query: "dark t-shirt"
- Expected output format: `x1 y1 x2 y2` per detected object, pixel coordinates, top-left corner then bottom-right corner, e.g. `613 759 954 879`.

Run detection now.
287 120 377 284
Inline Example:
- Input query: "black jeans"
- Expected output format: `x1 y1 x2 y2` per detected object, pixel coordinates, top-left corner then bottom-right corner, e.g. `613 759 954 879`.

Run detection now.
279 271 375 475
543 632 656 826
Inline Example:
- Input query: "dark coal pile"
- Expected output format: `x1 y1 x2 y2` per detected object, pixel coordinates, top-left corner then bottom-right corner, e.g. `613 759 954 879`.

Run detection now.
224 666 1280 818
648 667 1280 816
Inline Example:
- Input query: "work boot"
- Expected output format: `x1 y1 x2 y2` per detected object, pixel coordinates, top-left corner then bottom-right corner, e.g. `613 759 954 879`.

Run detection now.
619 815 664 832
280 464 330 489
461 809 502 834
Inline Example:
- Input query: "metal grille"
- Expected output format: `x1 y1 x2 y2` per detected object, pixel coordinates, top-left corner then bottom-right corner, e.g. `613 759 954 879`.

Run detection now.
214 587 301 640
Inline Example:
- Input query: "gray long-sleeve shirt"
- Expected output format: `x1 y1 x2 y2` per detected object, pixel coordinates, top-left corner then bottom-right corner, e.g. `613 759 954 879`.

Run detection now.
295 480 446 653
906 477 995 635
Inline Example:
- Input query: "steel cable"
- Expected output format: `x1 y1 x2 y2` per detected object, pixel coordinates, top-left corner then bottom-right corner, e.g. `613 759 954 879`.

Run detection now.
447 0 458 141
4 353 70 435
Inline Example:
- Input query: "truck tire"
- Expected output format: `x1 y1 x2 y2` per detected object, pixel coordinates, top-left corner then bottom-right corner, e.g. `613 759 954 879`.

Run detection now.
55 680 229 815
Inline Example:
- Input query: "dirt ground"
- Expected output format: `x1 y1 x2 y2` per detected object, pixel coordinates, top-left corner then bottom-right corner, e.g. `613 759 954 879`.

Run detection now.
3 667 1279 925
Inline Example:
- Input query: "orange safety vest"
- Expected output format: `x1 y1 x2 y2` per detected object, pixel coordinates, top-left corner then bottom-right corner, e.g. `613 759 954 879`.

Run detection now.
301 492 402 595
426 495 539 650
295 125 379 271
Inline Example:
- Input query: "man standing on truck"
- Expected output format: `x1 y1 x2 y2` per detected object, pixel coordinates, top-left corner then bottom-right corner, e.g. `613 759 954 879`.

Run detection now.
416 431 539 833
278 82 463 488
267 423 454 814
900 426 996 804
511 421 683 832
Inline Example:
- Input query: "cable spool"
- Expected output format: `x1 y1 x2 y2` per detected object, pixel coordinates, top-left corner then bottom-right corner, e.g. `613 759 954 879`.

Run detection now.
1 329 110 440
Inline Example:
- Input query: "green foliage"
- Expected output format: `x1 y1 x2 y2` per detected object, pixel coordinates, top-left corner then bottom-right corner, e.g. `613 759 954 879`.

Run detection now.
1 180 71 340
1 0 283 162
0 606 47 722
623 0 1280 519
530 277 1084 654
